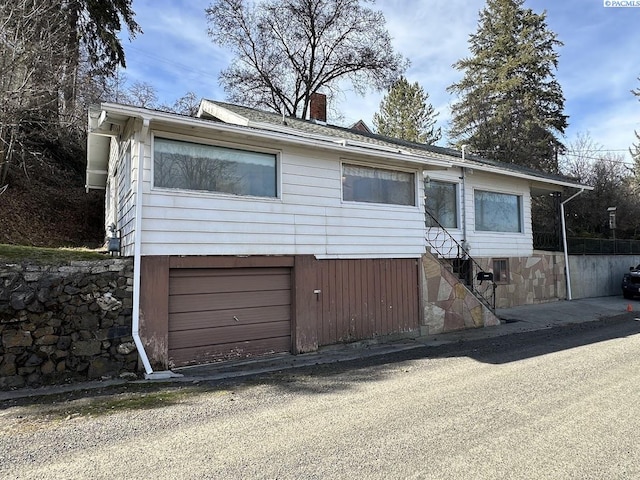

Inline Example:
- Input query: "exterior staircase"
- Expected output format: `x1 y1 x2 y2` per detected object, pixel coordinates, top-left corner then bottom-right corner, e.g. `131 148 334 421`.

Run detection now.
425 211 497 312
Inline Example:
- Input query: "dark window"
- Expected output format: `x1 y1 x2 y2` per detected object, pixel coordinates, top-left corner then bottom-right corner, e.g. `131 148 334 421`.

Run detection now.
475 190 522 233
153 137 277 197
493 258 509 283
425 179 458 228
342 164 415 206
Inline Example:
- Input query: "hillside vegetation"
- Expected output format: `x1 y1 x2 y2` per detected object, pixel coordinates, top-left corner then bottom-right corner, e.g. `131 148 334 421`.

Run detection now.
0 143 104 248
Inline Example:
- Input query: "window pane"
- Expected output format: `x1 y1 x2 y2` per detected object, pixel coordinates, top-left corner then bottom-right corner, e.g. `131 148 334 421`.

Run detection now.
425 180 457 228
492 258 509 283
475 190 522 232
342 164 415 206
154 137 277 197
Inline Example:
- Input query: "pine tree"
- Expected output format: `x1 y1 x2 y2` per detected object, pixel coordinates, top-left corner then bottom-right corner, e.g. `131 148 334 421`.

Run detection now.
372 76 441 144
448 0 567 173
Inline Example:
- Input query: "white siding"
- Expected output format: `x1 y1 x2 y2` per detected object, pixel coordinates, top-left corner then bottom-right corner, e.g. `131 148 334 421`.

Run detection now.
425 168 533 258
117 141 136 256
104 136 136 255
104 138 119 232
139 135 426 258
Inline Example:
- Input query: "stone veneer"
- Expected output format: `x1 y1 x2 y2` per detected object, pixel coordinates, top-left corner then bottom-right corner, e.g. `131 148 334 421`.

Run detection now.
476 252 565 309
421 254 500 335
0 258 136 390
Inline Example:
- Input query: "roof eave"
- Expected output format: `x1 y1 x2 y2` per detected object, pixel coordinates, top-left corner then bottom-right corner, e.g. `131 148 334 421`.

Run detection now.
87 103 453 176
449 159 593 192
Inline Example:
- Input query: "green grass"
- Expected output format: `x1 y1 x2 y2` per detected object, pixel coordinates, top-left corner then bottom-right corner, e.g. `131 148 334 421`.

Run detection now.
0 243 107 264
57 389 199 418
19 385 223 421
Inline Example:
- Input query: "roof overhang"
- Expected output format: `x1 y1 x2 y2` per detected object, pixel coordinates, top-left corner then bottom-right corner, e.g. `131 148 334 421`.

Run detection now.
448 160 593 195
87 102 593 195
86 106 124 190
86 103 454 191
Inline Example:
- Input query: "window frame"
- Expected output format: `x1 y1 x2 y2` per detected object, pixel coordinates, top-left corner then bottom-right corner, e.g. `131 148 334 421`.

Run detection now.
492 258 510 284
474 189 523 233
151 133 281 200
341 161 418 207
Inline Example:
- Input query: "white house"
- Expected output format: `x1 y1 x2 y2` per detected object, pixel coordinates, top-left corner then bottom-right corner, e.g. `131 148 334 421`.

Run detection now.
86 95 591 376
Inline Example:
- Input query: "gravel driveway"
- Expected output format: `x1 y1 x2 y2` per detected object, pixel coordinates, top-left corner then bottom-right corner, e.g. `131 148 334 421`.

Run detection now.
2 318 640 479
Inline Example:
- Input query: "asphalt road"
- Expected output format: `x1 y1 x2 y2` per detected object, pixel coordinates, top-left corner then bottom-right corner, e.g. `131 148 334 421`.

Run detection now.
2 317 640 479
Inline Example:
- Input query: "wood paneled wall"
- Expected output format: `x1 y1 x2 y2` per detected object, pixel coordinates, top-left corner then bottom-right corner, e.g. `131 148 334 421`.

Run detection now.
294 257 420 352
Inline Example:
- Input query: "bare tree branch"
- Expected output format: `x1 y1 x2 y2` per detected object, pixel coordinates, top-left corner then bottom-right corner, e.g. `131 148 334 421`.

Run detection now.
206 0 407 118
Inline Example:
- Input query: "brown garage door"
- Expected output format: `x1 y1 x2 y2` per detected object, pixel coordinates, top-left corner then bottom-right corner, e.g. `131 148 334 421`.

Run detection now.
168 267 291 367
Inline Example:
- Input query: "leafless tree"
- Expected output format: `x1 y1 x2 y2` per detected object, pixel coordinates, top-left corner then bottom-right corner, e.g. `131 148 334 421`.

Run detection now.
162 92 201 116
0 0 140 186
206 0 407 118
559 132 640 238
0 0 68 184
126 81 159 108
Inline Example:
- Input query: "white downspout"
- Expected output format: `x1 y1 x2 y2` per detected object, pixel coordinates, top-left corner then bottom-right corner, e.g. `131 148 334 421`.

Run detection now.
461 145 469 249
131 116 181 380
561 189 585 301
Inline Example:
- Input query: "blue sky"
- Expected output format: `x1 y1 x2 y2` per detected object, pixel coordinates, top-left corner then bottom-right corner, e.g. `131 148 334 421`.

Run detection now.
119 0 640 164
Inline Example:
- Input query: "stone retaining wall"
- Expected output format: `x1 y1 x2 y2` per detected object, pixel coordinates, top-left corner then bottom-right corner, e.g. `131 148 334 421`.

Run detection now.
0 258 137 389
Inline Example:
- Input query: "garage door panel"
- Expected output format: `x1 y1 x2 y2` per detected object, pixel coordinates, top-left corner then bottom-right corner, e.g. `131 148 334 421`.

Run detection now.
169 305 291 332
170 336 292 368
169 271 291 296
169 289 291 314
170 267 287 278
169 320 291 349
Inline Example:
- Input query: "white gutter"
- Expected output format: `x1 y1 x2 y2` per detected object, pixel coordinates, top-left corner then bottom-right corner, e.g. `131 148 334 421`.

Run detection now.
560 189 585 301
131 116 181 380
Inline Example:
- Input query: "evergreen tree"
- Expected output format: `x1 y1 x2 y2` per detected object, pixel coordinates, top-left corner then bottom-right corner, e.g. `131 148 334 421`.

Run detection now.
448 0 567 173
372 76 441 144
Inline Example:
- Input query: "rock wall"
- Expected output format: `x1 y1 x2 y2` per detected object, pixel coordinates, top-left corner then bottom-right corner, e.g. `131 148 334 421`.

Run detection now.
0 259 137 389
476 252 565 308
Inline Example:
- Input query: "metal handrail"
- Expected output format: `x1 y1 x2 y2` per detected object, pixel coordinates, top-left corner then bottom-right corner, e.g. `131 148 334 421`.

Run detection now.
425 211 496 311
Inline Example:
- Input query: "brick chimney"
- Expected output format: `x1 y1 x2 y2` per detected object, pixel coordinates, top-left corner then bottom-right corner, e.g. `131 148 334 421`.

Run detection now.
309 93 327 123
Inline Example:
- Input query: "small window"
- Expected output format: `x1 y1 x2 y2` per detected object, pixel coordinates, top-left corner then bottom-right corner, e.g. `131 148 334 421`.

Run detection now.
342 164 415 206
153 137 277 197
105 179 111 211
425 179 458 228
493 258 509 284
123 145 131 193
475 190 522 233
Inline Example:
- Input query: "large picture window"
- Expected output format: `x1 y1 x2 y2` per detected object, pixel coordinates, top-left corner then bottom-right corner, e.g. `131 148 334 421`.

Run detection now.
342 164 415 206
425 179 458 228
153 137 277 197
475 190 522 232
